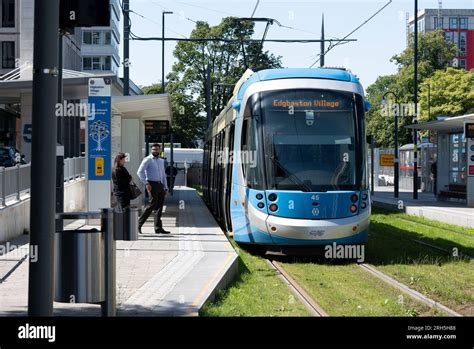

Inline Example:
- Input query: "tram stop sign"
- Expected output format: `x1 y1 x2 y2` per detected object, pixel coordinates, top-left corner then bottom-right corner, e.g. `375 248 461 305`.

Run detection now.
145 121 170 142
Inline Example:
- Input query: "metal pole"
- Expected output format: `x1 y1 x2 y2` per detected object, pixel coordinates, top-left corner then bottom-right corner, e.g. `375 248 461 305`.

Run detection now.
16 164 20 201
1 167 5 206
28 0 59 317
205 65 212 127
56 30 64 238
101 208 116 317
382 91 399 198
394 95 399 199
370 137 375 196
123 0 130 96
162 11 173 93
320 13 325 67
170 132 174 195
428 83 431 120
162 11 165 93
57 30 64 143
413 0 419 200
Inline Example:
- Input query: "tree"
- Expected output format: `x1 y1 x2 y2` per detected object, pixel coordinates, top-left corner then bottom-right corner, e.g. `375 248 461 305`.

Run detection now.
143 83 205 148
144 18 282 147
365 30 458 147
419 68 474 121
365 75 401 147
391 30 457 73
142 83 162 95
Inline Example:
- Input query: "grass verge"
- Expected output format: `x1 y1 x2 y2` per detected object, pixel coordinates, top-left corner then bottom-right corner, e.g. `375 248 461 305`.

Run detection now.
366 207 474 315
200 243 311 316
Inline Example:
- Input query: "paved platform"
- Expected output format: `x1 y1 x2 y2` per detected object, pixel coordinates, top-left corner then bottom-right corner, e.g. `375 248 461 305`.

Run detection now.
372 186 474 228
0 187 238 316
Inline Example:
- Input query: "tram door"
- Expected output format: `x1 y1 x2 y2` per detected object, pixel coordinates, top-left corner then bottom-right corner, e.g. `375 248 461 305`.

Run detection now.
223 123 235 232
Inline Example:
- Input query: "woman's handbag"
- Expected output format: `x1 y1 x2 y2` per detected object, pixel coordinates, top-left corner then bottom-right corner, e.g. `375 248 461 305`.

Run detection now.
129 180 142 200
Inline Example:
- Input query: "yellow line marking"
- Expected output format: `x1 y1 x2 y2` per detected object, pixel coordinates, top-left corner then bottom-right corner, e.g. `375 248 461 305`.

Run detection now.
191 252 236 308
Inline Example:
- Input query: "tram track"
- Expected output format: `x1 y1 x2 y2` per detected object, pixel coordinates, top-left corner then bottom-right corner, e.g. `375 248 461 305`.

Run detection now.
266 257 462 317
266 259 328 317
356 263 462 317
395 216 474 240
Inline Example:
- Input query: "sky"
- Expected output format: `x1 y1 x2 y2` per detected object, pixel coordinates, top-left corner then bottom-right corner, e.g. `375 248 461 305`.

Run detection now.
124 0 473 90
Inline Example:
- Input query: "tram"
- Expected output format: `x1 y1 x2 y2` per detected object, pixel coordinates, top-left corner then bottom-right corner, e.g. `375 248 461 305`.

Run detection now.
203 68 371 253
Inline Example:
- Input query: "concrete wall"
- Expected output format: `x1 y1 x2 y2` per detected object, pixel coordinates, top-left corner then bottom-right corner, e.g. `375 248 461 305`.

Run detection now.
19 0 34 79
0 179 86 243
121 118 144 206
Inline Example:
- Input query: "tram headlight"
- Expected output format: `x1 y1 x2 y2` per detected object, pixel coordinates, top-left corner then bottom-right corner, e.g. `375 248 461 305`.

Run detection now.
350 194 358 203
256 193 263 200
362 193 368 201
361 202 367 209
257 202 265 209
350 204 358 213
268 193 278 202
269 204 278 212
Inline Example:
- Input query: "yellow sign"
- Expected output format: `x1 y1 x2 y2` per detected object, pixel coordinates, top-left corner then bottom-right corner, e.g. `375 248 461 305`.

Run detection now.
380 154 395 167
95 157 104 176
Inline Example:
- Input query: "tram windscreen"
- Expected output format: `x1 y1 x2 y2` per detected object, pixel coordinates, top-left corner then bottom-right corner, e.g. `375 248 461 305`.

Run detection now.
261 89 361 191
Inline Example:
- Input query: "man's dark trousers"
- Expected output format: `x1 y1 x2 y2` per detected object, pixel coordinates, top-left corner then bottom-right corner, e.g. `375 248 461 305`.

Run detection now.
138 181 166 230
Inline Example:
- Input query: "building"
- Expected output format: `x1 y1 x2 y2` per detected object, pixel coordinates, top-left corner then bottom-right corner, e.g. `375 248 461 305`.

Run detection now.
408 9 474 70
78 0 121 74
0 0 146 161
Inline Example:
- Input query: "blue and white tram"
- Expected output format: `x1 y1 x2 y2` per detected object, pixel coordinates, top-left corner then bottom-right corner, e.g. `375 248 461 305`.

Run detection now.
203 68 371 253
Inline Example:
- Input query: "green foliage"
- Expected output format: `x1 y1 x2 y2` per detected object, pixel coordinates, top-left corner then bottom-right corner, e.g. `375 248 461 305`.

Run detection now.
142 83 162 95
391 30 458 73
167 17 281 146
419 68 474 121
366 30 460 147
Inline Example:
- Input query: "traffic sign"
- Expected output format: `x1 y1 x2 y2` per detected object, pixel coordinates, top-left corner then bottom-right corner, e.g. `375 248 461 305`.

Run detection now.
380 154 395 167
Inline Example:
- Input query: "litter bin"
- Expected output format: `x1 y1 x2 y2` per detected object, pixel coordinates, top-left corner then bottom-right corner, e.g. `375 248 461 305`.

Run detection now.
55 209 116 316
55 228 105 303
113 206 139 241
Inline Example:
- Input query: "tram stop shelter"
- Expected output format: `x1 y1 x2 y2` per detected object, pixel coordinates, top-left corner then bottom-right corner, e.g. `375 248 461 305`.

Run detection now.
406 113 474 207
111 93 174 206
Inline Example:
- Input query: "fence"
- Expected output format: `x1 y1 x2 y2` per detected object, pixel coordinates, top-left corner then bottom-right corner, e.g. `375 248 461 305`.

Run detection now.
0 157 85 206
64 157 86 182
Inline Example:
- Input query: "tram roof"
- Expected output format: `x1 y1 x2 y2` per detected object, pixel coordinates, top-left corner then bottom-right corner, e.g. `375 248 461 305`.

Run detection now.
237 68 362 100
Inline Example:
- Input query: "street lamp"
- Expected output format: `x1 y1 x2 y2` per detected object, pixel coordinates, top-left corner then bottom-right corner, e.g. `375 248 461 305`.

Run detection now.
162 11 173 94
382 91 399 198
413 0 419 200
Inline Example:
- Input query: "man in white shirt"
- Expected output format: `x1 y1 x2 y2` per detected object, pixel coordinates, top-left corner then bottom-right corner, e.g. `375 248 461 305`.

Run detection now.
137 144 170 234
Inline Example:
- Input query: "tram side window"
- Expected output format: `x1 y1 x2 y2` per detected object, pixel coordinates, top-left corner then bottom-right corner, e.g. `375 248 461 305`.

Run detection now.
241 119 248 179
241 116 261 189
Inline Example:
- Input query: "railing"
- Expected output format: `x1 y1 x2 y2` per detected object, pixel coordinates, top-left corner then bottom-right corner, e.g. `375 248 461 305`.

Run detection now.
0 156 85 206
64 156 86 182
